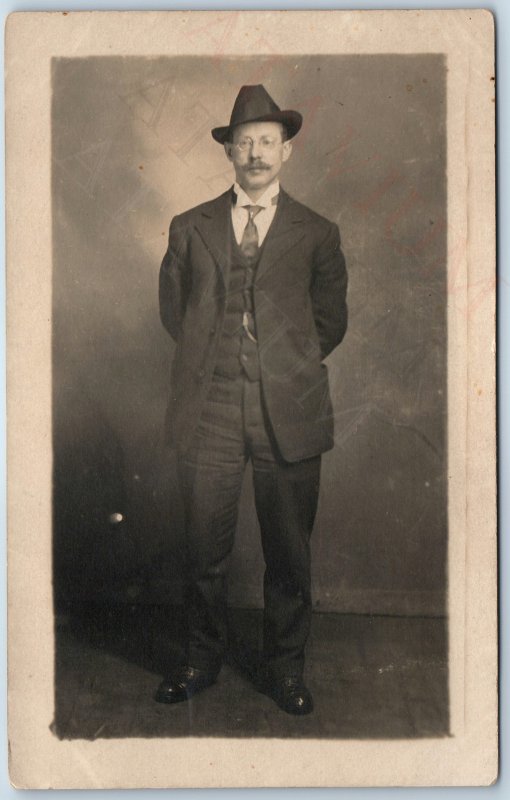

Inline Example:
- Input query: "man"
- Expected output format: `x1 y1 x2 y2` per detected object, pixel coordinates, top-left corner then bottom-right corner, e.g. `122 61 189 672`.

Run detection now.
157 84 348 715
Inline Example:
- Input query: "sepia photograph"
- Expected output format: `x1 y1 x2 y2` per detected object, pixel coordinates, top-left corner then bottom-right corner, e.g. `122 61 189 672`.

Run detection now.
51 52 448 740
6 10 496 788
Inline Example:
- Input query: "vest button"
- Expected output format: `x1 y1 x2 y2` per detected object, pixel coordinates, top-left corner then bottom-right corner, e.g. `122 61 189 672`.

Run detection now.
198 369 205 379
209 327 216 335
241 355 248 362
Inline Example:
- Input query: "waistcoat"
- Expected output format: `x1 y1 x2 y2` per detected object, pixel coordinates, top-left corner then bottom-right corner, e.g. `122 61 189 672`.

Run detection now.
213 222 262 381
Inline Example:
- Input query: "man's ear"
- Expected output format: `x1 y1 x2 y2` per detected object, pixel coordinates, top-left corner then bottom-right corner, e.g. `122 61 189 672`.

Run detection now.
224 142 234 162
282 140 293 163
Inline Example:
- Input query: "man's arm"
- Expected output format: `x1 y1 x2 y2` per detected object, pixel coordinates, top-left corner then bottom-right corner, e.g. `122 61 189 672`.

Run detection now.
159 214 191 342
310 221 348 359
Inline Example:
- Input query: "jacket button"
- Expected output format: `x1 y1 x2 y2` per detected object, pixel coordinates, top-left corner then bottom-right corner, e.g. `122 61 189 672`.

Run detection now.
209 327 216 335
198 369 205 379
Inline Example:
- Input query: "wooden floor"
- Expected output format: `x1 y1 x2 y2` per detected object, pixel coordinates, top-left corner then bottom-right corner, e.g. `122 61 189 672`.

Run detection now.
53 605 449 740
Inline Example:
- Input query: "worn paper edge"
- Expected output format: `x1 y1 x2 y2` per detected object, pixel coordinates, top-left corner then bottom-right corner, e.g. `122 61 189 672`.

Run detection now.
5 8 497 789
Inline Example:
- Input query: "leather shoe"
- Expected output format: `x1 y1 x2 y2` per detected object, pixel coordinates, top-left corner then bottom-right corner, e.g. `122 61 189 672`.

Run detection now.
154 666 218 704
257 674 314 715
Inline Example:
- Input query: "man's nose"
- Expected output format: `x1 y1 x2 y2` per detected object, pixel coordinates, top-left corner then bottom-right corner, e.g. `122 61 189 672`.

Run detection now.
249 140 263 158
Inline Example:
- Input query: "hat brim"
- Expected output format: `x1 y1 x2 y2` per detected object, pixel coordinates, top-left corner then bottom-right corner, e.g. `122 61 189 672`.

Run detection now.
211 110 303 144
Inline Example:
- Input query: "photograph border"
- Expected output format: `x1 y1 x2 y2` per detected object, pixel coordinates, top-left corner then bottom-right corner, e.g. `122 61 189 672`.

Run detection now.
5 8 497 789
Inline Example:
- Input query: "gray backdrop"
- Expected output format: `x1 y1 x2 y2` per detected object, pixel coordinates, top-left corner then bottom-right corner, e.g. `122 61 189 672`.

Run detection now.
52 55 446 616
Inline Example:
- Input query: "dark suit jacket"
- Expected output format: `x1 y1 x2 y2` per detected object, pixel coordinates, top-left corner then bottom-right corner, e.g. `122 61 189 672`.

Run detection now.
159 186 348 462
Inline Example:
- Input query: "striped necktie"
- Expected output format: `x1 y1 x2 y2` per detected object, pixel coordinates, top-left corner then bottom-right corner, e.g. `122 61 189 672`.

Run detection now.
240 205 263 259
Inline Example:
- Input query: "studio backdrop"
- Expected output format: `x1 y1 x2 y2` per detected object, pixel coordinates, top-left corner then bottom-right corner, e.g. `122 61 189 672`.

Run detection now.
52 54 447 616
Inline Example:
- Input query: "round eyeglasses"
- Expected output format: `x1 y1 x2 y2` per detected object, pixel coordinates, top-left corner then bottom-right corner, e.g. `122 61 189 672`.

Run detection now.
232 136 282 152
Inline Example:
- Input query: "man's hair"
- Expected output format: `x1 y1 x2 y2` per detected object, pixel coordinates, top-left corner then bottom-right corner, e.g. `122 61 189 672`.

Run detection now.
226 122 288 144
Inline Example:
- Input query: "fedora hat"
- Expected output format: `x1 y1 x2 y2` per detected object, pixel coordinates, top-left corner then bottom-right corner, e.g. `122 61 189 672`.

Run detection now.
211 84 303 144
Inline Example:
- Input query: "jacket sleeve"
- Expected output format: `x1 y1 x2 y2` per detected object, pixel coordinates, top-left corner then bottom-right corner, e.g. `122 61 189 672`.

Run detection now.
310 221 348 359
159 214 191 342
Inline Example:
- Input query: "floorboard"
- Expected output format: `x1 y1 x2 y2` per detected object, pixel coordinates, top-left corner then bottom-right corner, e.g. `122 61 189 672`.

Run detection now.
53 605 449 740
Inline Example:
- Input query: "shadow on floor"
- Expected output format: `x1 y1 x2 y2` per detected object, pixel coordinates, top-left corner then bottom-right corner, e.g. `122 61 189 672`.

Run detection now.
53 604 449 740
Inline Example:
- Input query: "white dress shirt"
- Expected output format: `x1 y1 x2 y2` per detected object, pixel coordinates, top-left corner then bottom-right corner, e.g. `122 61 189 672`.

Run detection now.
231 180 280 247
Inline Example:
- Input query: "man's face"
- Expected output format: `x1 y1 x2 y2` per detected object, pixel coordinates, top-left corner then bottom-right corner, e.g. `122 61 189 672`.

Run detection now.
224 121 292 195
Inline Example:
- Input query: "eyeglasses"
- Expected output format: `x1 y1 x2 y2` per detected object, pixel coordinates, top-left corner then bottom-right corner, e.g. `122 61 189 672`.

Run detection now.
232 136 282 152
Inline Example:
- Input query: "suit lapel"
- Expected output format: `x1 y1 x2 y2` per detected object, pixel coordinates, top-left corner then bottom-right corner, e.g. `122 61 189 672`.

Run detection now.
193 186 307 286
193 189 233 286
255 188 307 280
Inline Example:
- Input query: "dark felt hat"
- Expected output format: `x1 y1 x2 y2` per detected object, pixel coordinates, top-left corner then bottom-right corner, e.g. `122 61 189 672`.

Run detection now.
211 84 303 144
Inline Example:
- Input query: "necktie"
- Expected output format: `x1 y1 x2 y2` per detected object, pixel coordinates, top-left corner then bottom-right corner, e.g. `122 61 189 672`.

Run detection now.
240 205 263 259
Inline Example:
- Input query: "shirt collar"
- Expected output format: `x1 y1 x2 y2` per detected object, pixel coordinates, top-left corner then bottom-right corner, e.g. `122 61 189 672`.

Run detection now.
233 180 280 209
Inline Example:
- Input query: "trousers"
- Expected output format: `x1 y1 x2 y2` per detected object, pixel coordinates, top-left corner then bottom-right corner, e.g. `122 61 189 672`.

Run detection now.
177 371 321 678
